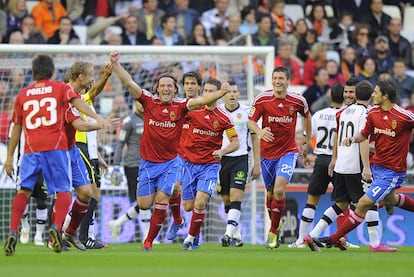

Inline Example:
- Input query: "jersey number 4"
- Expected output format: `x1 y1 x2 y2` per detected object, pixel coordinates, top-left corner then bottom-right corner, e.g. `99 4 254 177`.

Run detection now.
23 98 58 129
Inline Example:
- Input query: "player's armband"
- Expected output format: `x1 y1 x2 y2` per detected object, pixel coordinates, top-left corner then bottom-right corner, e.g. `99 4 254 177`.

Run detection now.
225 127 238 140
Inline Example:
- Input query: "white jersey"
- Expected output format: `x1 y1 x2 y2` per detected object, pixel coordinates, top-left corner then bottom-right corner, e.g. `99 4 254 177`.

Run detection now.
221 103 249 157
311 106 339 156
334 103 368 174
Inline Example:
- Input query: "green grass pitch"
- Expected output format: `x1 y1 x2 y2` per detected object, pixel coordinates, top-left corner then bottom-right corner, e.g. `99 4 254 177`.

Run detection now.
1 243 413 276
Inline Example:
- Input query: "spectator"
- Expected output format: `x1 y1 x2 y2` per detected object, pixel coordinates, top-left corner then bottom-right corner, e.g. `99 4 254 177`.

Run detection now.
387 18 412 69
340 46 361 80
335 0 370 23
373 35 394 74
303 66 330 113
201 0 230 42
305 2 329 39
362 0 391 41
252 13 278 54
32 0 67 39
5 0 28 41
256 0 271 14
134 0 165 41
302 42 328 86
102 31 122 45
185 21 210 45
329 11 355 53
270 0 294 38
120 14 150 45
356 56 378 86
351 24 374 65
154 13 185 45
212 13 244 45
391 58 414 107
8 29 24 44
83 0 116 23
86 14 128 45
64 0 85 25
20 15 46 44
239 5 258 35
287 18 308 64
274 39 301 85
326 59 346 86
9 68 28 95
0 79 10 112
47 16 80 44
297 29 316 63
115 0 142 15
170 0 200 39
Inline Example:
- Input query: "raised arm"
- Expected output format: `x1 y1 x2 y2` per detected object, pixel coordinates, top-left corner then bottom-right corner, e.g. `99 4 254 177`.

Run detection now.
187 82 228 110
110 51 143 99
71 117 119 132
88 63 113 101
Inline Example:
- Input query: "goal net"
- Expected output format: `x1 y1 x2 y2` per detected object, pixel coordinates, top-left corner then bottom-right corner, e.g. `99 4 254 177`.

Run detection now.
0 44 274 245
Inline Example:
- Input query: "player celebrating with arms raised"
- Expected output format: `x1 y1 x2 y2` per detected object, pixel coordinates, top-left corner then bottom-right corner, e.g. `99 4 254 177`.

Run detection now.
109 51 230 251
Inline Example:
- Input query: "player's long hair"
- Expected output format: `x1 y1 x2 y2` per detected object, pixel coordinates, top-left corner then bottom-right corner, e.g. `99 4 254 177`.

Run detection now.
32 55 54 81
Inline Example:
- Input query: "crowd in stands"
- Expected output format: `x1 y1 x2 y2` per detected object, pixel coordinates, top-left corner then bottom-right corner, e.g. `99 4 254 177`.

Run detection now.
3 0 414 163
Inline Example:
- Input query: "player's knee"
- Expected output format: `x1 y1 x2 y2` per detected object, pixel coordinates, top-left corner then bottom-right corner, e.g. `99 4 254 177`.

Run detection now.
183 201 193 212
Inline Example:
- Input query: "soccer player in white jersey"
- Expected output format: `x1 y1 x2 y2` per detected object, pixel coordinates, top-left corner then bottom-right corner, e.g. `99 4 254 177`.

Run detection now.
288 83 344 248
308 79 414 252
219 81 261 247
305 80 394 252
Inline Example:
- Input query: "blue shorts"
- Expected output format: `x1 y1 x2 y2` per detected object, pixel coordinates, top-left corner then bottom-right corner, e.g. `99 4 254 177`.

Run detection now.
176 155 185 182
261 152 298 190
69 146 90 189
181 161 220 201
138 156 181 197
18 150 71 194
366 164 406 203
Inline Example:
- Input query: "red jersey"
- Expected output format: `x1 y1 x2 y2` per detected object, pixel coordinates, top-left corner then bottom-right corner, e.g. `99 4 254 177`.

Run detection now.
361 105 414 172
182 106 237 164
138 90 190 162
65 104 81 148
249 90 310 159
13 80 79 153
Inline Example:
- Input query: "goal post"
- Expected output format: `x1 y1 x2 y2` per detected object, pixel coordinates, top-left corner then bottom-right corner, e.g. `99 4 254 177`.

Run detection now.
0 44 274 245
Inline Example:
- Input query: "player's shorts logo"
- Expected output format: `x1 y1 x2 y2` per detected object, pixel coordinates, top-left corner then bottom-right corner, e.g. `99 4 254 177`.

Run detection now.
235 171 246 181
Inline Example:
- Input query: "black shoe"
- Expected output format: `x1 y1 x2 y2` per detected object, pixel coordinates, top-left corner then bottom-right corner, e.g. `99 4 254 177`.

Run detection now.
314 236 333 248
48 224 63 253
4 231 17 256
232 238 244 247
63 233 86 251
83 238 105 249
221 234 232 247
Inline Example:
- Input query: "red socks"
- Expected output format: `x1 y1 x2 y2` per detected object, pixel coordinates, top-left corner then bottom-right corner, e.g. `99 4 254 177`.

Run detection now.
189 208 206 236
145 203 167 244
53 192 72 231
169 193 183 225
266 196 272 219
270 198 286 234
336 208 350 239
397 194 414 211
331 210 364 243
65 197 89 235
10 193 29 233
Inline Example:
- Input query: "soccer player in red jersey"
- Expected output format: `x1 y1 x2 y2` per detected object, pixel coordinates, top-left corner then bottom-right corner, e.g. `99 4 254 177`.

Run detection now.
3 55 111 256
180 78 240 250
109 51 230 251
306 79 414 251
248 66 312 249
